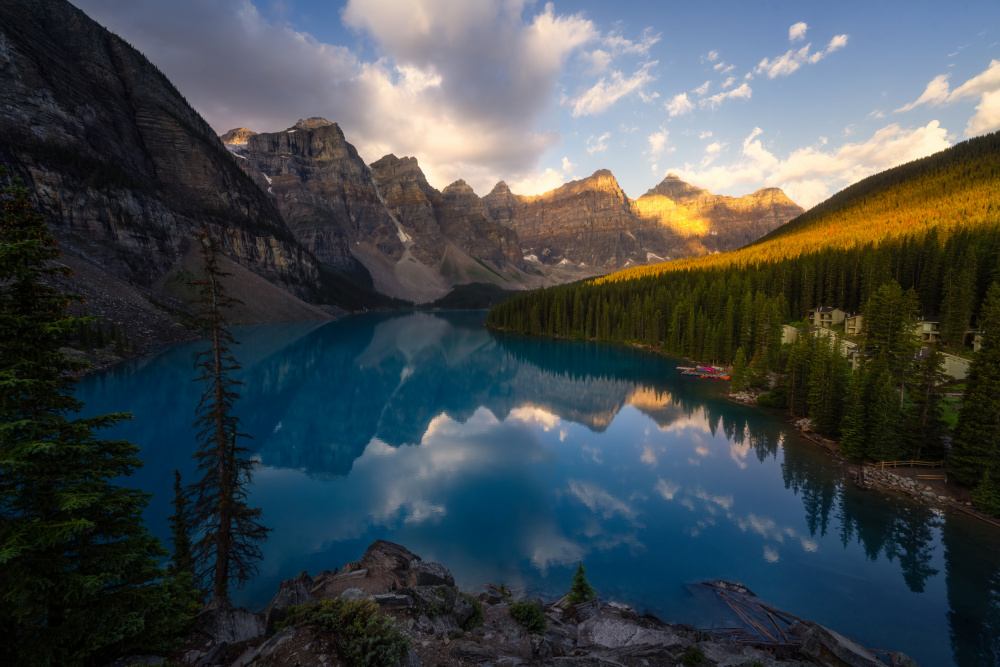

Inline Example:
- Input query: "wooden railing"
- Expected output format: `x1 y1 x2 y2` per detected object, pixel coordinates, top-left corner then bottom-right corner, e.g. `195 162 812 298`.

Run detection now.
874 460 945 469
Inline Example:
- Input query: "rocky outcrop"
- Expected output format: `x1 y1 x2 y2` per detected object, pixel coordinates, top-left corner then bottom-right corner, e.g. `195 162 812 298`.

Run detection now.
161 540 919 667
0 0 322 304
481 171 803 269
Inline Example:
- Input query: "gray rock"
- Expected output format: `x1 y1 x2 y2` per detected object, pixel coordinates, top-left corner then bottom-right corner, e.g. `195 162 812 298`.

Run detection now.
698 640 777 667
889 651 921 666
340 587 367 601
574 599 601 622
231 627 297 667
375 593 414 608
604 601 636 616
451 642 501 662
551 657 627 666
107 656 165 666
359 540 420 577
451 592 474 628
195 642 228 667
577 616 680 649
194 598 265 644
402 648 423 667
264 571 316 634
408 560 455 587
800 623 885 667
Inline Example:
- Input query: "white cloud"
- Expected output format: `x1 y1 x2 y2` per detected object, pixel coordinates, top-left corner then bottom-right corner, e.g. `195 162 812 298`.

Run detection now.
646 128 673 157
586 132 612 154
755 33 849 78
570 61 658 116
702 50 719 63
789 22 808 42
968 89 1000 136
713 61 726 71
74 0 606 195
895 61 1000 136
693 80 711 96
665 92 695 117
584 48 613 73
701 141 724 166
700 83 752 109
896 74 951 111
508 156 578 195
868 109 886 120
721 76 736 89
667 121 951 208
602 26 661 55
699 130 713 139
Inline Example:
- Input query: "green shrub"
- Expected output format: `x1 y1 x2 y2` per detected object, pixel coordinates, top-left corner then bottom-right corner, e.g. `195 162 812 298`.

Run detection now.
509 601 547 634
276 597 411 667
682 645 705 665
756 386 788 408
460 592 485 630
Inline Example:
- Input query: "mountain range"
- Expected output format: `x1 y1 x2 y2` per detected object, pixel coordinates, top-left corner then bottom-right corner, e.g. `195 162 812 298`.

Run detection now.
0 0 803 346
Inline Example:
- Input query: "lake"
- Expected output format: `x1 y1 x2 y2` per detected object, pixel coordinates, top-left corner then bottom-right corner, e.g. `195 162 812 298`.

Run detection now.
76 310 1000 666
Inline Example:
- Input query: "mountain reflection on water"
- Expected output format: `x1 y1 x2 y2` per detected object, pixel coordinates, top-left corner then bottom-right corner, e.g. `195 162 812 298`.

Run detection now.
77 311 1000 667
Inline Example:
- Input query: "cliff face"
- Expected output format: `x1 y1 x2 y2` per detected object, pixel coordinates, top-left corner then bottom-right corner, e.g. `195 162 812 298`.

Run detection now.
369 157 523 271
0 0 321 300
227 125 525 303
237 119 404 271
481 171 803 267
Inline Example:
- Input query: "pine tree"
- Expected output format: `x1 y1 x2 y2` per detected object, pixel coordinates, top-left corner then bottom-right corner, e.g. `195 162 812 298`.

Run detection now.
730 346 748 393
950 282 1000 486
973 468 1000 518
186 227 269 601
902 345 947 461
839 362 869 462
567 561 596 606
0 167 194 665
169 470 194 579
866 368 904 462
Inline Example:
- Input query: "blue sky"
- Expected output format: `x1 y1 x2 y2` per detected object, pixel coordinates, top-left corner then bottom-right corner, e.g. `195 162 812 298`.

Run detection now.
76 0 1000 207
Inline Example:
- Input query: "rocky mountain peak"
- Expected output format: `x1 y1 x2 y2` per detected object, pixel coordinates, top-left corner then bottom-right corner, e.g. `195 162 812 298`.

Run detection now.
489 181 513 196
293 117 334 130
220 127 256 145
370 154 426 184
641 174 708 203
442 179 475 196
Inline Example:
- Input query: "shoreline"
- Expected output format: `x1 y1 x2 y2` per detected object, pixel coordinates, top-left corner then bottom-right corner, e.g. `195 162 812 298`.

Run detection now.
488 323 1000 530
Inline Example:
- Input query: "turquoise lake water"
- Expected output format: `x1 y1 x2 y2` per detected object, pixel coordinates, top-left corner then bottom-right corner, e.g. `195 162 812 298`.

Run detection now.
75 311 1000 666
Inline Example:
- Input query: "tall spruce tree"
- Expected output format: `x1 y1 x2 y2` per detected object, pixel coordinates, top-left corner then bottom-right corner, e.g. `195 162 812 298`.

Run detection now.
0 168 193 665
169 470 194 579
186 228 269 601
950 282 1000 487
902 345 948 461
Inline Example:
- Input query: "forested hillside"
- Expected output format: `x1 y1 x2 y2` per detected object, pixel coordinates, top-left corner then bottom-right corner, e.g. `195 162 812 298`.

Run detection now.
597 130 1000 280
487 130 1000 505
